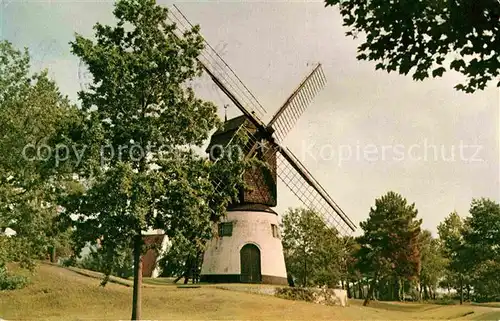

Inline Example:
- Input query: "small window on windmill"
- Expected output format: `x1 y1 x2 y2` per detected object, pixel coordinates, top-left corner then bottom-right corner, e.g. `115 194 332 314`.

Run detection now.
218 222 233 237
271 224 280 239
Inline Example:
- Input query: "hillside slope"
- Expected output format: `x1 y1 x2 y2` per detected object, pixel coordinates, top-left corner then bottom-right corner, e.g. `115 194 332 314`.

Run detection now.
1 264 499 320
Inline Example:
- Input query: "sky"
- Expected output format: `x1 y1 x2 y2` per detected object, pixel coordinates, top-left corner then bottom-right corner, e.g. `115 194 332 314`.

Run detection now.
1 0 499 236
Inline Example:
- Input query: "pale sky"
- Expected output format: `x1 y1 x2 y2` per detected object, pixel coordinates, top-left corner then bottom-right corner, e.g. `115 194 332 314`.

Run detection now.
2 0 499 235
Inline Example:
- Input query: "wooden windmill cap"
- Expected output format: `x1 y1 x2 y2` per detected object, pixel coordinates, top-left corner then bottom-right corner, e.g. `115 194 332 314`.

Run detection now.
206 115 255 153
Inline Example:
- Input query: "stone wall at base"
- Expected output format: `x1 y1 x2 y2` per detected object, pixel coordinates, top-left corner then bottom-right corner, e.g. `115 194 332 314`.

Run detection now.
311 287 348 307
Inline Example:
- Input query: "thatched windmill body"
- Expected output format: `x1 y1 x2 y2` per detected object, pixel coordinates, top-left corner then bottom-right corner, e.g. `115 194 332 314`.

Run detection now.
168 6 356 285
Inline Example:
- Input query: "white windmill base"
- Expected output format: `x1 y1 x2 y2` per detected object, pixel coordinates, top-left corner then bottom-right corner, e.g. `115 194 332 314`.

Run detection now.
200 207 288 285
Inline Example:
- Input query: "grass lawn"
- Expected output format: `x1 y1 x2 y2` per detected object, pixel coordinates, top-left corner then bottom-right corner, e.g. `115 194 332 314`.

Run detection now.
1 263 499 320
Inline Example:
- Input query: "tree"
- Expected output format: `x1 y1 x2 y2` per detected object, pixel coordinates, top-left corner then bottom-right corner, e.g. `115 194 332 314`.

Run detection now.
60 1 246 319
281 208 344 288
342 236 362 298
437 211 468 304
462 198 500 302
0 40 77 271
78 246 134 279
418 230 447 300
158 232 201 284
325 0 500 93
357 191 422 306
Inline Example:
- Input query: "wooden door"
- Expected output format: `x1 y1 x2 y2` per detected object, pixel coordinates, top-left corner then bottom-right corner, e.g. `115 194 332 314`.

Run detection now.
240 244 261 283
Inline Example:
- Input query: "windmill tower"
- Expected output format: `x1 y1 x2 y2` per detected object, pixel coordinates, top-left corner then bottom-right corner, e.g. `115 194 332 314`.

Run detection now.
168 6 357 285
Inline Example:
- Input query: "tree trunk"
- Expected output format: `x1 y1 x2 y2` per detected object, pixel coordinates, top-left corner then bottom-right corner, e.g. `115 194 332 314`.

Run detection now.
50 246 56 263
194 251 201 284
131 235 143 321
346 279 352 298
459 275 463 305
183 255 193 284
394 277 400 301
423 284 429 300
399 278 404 301
303 256 307 287
363 275 377 306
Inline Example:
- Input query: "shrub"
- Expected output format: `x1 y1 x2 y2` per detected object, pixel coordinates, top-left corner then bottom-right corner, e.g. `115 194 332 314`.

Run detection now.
275 286 347 307
0 265 29 290
77 249 133 279
275 287 315 302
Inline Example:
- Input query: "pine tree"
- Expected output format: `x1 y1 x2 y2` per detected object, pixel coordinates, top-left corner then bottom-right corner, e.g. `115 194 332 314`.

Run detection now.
357 191 422 305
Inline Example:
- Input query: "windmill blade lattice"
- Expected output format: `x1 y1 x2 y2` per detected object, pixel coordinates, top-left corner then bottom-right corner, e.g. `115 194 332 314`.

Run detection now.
277 148 356 236
167 5 267 122
268 64 327 143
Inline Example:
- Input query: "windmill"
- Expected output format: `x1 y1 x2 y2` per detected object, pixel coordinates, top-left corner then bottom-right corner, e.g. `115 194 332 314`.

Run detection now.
167 5 356 285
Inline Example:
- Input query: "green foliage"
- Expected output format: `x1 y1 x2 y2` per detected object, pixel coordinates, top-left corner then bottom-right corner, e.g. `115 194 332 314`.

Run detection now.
342 236 363 298
325 0 500 93
158 233 194 279
470 259 500 302
275 287 315 302
357 191 422 304
281 208 344 288
0 236 16 267
78 248 134 279
359 192 422 280
274 287 345 306
463 198 500 302
437 199 500 302
0 264 29 290
0 40 77 269
438 211 464 260
463 198 500 264
59 0 247 298
418 230 447 300
437 211 468 299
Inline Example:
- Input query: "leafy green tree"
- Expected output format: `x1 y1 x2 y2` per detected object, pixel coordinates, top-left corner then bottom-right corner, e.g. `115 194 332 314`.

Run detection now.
60 1 246 319
281 208 344 288
437 211 468 304
158 232 201 283
357 191 422 305
0 40 77 271
418 230 447 300
158 234 189 278
463 198 500 302
79 246 134 279
342 236 362 298
325 0 500 93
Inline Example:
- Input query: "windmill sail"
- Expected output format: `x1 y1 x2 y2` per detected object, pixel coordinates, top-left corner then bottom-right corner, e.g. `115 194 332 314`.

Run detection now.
167 5 267 124
212 123 356 236
169 5 356 237
277 147 356 236
268 64 327 142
